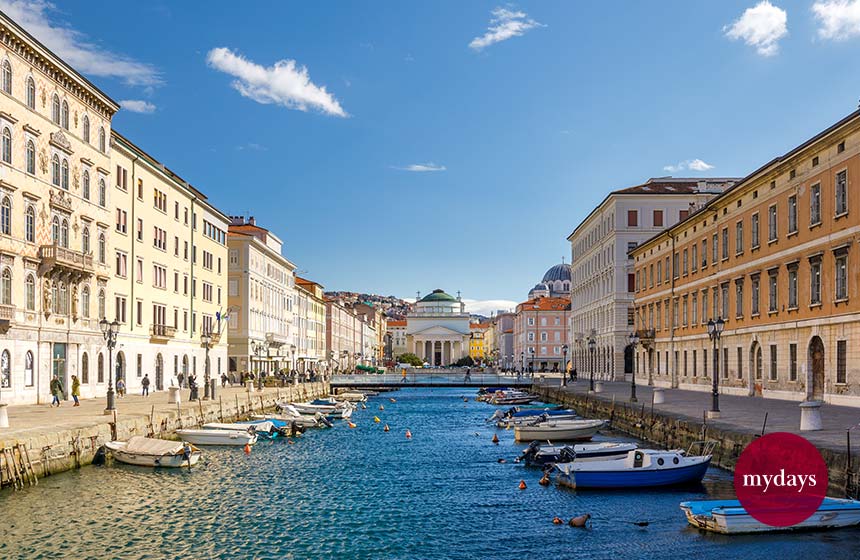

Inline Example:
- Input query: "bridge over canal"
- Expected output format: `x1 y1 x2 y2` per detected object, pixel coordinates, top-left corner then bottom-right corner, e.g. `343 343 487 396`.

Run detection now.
330 370 535 389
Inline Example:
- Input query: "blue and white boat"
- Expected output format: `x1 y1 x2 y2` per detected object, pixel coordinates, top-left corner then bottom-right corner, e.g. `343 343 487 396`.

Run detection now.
518 441 638 466
554 446 712 489
680 498 860 533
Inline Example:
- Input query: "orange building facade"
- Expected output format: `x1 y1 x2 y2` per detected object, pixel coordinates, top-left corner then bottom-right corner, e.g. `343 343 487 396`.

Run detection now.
631 110 860 406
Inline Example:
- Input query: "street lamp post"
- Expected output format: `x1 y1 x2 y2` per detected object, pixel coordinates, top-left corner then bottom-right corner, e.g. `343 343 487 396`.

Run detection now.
588 335 596 392
529 347 535 376
520 351 524 375
628 331 640 402
707 317 725 417
290 344 297 384
561 344 569 387
202 329 212 400
99 318 120 414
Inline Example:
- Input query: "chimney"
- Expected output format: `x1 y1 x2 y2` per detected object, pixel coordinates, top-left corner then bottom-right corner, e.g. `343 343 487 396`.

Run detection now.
249 216 256 225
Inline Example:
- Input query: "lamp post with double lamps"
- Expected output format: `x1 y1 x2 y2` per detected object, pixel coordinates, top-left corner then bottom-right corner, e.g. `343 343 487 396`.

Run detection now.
201 328 212 400
587 335 596 392
561 344 569 386
529 347 535 376
99 318 119 414
628 331 640 403
707 317 725 418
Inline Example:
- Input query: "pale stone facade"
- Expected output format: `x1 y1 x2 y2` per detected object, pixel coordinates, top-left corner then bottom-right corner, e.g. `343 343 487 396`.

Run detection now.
0 12 119 404
632 110 860 406
405 289 469 366
295 277 327 374
386 319 408 358
568 178 738 382
110 133 229 393
325 298 361 371
227 217 295 376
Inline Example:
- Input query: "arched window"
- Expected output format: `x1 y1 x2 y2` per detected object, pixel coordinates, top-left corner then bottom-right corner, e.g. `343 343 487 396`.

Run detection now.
97 353 104 383
61 100 69 130
51 154 60 185
82 115 90 143
52 94 60 124
1 127 11 164
98 127 105 152
51 216 59 245
82 226 90 254
98 288 105 318
24 351 33 387
98 233 105 263
25 205 35 242
0 196 10 235
0 268 10 305
98 178 106 207
25 274 34 310
82 169 90 199
26 140 34 174
81 285 90 318
60 218 69 248
61 158 69 190
81 352 89 384
0 349 9 389
26 76 35 109
2 60 11 94
51 280 59 314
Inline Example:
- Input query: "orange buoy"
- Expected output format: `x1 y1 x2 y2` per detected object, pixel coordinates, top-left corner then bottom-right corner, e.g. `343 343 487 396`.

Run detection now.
373 416 381 423
539 473 551 486
348 421 357 429
243 443 251 455
405 429 412 439
552 517 563 525
492 434 499 444
383 424 390 432
287 439 295 445
518 480 527 490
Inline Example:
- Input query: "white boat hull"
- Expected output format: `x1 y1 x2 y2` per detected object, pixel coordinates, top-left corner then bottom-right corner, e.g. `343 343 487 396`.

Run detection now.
681 498 860 534
176 429 257 446
514 420 605 442
105 441 200 468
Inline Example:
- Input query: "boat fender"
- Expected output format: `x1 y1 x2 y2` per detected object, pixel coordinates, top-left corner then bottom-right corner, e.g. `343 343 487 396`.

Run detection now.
568 514 591 528
518 480 527 490
552 517 563 525
243 443 251 455
405 430 412 439
492 434 499 444
539 473 551 486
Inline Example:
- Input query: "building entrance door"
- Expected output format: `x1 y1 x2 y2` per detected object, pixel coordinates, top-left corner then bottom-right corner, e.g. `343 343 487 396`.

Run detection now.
809 336 825 401
52 343 67 399
155 353 164 390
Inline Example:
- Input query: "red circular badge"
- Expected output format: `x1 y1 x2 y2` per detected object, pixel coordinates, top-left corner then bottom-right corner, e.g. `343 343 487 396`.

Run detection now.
734 432 828 527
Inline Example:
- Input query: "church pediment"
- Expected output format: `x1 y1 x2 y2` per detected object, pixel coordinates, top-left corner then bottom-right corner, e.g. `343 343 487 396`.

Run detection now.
409 325 468 337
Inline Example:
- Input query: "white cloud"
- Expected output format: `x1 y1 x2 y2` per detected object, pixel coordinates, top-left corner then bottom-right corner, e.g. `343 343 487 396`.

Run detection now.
392 162 446 172
462 299 518 317
723 1 788 56
0 0 162 86
469 6 544 51
206 47 347 117
235 143 267 151
663 158 715 173
119 99 156 114
813 0 860 40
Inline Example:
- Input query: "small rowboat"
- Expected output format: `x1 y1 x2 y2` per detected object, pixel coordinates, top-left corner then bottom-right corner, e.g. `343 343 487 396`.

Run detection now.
176 428 257 447
105 436 200 468
514 419 606 442
680 498 860 533
555 445 713 489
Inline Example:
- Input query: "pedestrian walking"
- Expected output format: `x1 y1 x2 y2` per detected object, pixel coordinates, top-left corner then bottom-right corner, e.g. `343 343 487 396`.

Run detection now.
177 372 185 389
141 374 150 396
572 368 578 382
71 374 81 406
116 378 126 398
50 375 64 407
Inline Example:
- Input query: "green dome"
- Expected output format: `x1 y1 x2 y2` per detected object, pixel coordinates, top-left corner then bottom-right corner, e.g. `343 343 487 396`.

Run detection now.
420 289 457 303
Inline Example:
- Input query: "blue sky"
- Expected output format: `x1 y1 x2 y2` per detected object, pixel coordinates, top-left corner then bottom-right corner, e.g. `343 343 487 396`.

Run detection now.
7 1 860 314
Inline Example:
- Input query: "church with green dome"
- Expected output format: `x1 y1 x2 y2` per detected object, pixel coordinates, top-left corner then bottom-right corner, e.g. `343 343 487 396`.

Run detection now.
405 289 471 366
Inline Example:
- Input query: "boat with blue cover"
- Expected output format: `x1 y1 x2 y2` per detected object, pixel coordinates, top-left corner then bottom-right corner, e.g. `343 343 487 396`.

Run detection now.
554 442 714 489
680 497 860 533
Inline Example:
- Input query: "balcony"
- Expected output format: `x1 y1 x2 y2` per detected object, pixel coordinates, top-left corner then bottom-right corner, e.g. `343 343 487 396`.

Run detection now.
636 329 656 348
0 303 13 333
39 244 93 279
150 324 176 341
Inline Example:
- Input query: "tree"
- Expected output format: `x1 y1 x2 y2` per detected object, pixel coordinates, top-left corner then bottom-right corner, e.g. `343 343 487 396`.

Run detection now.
396 353 423 367
453 356 475 367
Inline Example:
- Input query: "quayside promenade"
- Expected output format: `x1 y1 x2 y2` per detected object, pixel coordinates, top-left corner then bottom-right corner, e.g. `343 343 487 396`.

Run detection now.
0 382 328 489
532 377 860 496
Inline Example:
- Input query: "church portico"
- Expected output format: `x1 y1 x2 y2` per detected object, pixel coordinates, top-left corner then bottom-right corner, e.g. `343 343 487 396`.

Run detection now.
405 289 471 366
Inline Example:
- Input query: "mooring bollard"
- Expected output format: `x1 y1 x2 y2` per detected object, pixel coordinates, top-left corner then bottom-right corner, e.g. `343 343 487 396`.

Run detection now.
0 402 9 428
653 388 665 404
594 381 604 393
168 386 181 405
799 400 823 431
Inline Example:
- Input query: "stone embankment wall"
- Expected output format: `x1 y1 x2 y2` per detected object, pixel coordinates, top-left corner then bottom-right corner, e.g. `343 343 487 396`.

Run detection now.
533 385 859 498
0 382 328 489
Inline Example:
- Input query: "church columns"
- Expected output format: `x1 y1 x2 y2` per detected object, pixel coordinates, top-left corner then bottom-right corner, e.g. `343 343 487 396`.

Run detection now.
443 341 451 365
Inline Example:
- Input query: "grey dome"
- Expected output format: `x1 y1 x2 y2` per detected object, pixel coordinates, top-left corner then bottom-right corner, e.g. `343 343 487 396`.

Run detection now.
542 264 571 283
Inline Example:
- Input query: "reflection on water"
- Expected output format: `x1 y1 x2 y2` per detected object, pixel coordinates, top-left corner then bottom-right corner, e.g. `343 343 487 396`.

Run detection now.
2 388 859 560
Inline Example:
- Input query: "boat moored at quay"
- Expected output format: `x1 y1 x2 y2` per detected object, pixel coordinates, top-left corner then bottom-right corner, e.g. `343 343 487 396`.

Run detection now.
680 498 860 534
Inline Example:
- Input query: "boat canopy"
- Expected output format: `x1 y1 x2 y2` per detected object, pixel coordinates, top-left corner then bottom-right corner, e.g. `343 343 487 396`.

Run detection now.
125 436 186 455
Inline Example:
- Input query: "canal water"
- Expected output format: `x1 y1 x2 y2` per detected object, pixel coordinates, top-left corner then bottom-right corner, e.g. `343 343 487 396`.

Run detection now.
2 387 859 560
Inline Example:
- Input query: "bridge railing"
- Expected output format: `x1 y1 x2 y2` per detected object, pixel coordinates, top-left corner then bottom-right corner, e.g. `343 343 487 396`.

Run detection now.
330 371 535 387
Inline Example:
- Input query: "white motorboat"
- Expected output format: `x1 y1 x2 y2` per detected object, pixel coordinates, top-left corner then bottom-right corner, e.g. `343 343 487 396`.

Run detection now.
680 497 860 534
252 413 333 429
518 441 638 466
203 421 282 437
176 428 257 446
291 401 354 419
555 447 712 488
105 436 201 468
514 419 606 442
337 392 368 402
